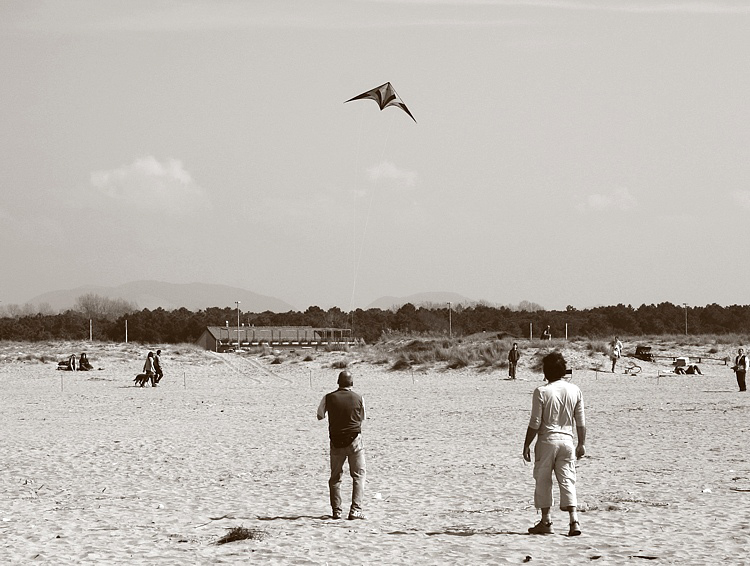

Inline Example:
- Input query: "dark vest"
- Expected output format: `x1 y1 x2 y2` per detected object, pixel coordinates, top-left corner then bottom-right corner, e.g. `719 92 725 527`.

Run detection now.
326 389 364 446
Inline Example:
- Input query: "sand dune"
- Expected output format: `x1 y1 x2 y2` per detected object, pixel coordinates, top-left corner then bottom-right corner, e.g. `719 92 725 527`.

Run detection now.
0 340 748 564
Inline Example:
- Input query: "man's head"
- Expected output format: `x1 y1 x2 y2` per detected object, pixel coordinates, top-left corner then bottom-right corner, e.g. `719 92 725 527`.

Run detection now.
739 348 745 355
156 349 161 355
337 370 353 388
542 351 567 382
512 342 518 349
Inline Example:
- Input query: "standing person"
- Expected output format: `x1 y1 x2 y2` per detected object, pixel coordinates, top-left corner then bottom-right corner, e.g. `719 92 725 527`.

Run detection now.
508 342 521 379
522 352 586 537
316 371 367 520
733 348 748 392
143 351 157 387
610 336 623 373
541 326 552 341
154 350 164 384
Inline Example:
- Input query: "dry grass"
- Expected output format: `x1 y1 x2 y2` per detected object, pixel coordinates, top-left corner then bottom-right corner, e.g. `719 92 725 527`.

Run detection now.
215 526 267 545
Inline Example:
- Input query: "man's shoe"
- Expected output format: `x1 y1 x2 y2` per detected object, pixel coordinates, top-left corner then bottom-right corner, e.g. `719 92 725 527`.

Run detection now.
331 512 342 520
568 521 581 536
528 520 554 535
348 510 366 520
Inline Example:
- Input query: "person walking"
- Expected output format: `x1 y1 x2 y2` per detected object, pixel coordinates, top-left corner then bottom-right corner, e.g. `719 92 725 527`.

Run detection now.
523 352 586 537
508 342 521 379
733 348 748 392
154 350 164 384
316 371 367 520
610 336 623 373
143 351 157 387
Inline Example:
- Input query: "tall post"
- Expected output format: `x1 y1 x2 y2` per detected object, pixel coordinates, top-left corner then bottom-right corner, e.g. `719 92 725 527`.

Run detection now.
125 319 128 343
683 303 688 335
235 301 241 351
530 322 533 341
89 319 92 341
447 302 452 339
565 323 568 341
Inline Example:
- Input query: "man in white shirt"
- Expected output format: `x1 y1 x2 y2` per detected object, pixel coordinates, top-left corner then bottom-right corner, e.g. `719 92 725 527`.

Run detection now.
523 352 586 536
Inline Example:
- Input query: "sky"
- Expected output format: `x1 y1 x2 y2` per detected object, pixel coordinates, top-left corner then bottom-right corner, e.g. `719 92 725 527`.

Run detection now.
2 0 750 312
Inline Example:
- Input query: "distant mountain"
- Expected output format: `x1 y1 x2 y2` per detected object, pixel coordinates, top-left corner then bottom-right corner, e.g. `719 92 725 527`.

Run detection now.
367 292 475 311
27 281 295 313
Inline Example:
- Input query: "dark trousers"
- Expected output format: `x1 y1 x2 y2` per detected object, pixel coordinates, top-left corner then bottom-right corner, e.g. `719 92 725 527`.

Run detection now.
737 370 747 392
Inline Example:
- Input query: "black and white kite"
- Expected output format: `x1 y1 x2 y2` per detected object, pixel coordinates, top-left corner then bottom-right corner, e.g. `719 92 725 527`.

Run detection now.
345 82 416 123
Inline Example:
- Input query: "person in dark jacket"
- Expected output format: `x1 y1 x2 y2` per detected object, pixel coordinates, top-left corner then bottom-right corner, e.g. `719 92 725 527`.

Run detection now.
508 342 521 379
317 371 367 520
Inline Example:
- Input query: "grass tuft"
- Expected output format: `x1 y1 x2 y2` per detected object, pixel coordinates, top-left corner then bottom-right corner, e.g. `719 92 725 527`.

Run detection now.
215 526 267 545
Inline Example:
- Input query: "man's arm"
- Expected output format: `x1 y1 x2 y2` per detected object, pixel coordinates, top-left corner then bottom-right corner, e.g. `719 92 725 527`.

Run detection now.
316 396 327 420
576 425 586 459
522 427 538 462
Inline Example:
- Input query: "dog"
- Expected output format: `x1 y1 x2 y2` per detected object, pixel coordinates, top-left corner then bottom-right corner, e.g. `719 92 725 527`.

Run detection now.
133 373 151 387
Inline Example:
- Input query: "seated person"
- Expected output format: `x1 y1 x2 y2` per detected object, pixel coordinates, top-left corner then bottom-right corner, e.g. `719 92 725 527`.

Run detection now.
57 354 76 371
78 353 93 371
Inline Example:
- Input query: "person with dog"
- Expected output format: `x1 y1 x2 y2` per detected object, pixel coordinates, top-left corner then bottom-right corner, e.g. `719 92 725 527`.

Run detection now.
523 351 586 537
316 370 367 520
143 351 157 387
733 348 748 392
154 350 163 384
508 342 521 379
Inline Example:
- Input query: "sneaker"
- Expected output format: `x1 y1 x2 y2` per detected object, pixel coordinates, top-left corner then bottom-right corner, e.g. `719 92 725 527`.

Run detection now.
568 521 581 536
528 520 554 535
331 511 342 520
348 510 366 520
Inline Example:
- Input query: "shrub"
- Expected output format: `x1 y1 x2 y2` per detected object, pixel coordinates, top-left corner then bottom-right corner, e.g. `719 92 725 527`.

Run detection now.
331 359 348 369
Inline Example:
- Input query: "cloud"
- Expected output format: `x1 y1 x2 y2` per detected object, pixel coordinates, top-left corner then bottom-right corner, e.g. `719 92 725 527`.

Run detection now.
367 161 418 189
90 156 210 214
577 187 636 212
731 190 750 210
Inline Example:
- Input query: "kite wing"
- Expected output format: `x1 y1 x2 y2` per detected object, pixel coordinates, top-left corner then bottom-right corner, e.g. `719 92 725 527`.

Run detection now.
345 82 416 123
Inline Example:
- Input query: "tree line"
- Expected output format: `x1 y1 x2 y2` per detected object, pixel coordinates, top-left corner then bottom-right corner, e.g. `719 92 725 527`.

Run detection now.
0 297 749 344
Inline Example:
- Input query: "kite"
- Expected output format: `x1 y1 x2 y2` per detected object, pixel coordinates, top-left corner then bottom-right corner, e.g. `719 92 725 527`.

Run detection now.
345 82 417 123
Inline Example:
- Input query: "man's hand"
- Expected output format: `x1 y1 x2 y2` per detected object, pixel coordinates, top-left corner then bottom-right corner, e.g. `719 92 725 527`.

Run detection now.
523 445 531 462
576 444 586 459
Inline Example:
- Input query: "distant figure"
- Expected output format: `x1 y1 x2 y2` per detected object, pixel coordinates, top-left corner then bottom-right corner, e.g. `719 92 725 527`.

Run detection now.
541 326 552 341
154 350 163 384
78 353 93 371
143 351 157 387
57 354 76 371
733 348 748 392
523 352 586 537
317 371 367 521
610 336 623 373
508 343 521 379
676 364 702 375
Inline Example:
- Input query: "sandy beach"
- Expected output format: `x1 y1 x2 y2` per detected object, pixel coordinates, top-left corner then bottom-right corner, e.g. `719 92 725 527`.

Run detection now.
1 339 749 565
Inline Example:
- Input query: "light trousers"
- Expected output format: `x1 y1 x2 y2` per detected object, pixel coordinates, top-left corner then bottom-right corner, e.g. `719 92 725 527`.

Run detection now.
533 436 577 510
329 434 366 514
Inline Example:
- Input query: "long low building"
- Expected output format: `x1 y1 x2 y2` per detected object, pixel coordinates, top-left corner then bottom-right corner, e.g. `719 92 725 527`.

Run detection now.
196 325 357 352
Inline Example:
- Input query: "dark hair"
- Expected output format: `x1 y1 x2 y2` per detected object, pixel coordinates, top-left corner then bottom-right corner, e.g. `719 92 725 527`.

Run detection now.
337 370 353 387
542 351 567 381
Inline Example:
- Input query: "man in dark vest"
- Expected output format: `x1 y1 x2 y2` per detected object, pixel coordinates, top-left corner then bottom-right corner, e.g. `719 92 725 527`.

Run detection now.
316 370 366 520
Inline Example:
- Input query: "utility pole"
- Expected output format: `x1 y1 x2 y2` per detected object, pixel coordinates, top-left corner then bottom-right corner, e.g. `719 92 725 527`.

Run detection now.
447 302 452 339
683 303 688 335
235 301 241 351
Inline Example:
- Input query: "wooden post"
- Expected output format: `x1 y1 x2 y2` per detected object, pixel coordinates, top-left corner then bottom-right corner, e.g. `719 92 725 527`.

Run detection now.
530 322 533 341
565 323 568 341
89 319 93 341
125 319 128 343
183 371 186 389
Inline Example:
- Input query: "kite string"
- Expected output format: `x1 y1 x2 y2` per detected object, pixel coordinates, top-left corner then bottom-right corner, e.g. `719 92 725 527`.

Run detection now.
348 106 366 316
351 111 395 310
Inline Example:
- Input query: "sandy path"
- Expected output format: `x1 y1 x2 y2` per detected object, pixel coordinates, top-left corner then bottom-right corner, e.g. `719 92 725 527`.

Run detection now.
0 347 748 564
